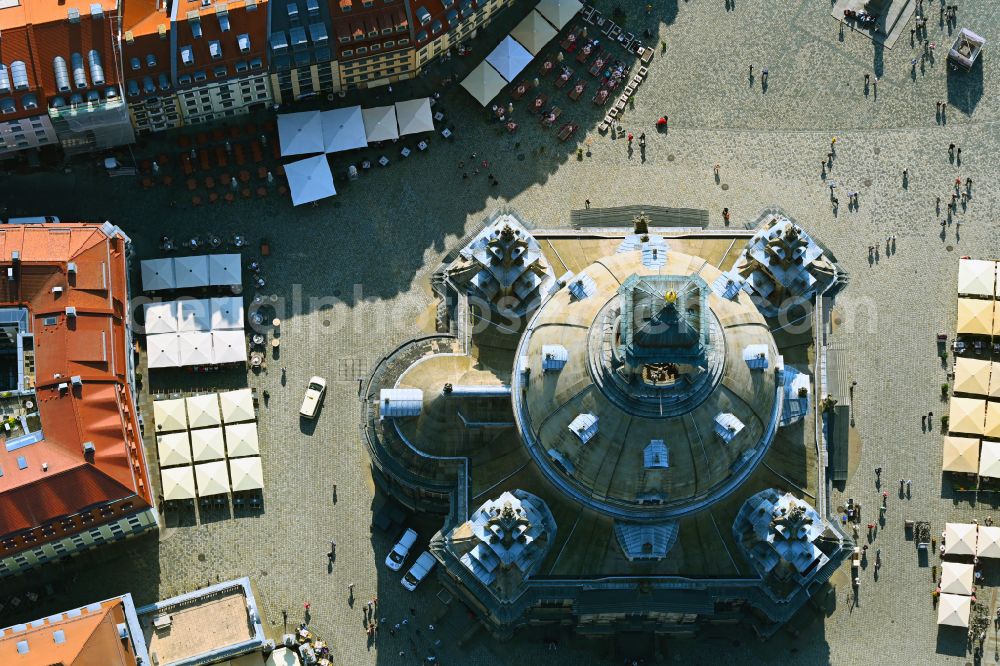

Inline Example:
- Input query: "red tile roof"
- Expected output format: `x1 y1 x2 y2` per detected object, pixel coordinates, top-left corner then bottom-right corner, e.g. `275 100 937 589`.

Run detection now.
122 0 174 97
171 0 269 88
0 224 151 548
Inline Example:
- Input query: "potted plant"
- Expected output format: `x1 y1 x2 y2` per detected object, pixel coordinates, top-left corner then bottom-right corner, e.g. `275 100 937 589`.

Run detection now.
941 383 949 396
941 415 950 430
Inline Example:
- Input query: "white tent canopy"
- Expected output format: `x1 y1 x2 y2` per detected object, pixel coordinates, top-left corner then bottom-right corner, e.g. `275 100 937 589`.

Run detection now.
220 388 255 423
174 255 211 289
191 426 226 462
141 258 175 292
978 525 1000 558
285 155 337 206
210 296 244 330
195 460 231 497
940 561 975 595
510 10 558 55
153 397 187 432
161 466 197 501
144 301 178 335
187 393 222 428
944 522 978 556
157 431 192 467
178 331 214 366
362 105 399 142
321 106 367 154
958 258 996 296
225 422 260 457
461 60 508 106
208 254 242 287
980 439 1000 477
486 36 533 82
176 298 212 332
278 110 324 157
938 593 971 627
229 456 264 491
147 334 181 369
535 0 582 30
395 98 434 136
212 330 247 364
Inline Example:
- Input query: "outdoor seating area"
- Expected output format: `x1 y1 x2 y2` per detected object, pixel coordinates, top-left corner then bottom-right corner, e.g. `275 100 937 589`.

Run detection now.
144 297 248 368
154 390 263 511
936 522 998 631
140 254 242 292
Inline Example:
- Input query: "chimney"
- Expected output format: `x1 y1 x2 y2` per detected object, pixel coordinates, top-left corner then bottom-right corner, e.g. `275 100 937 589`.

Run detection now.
65 306 77 317
68 7 81 22
71 375 82 386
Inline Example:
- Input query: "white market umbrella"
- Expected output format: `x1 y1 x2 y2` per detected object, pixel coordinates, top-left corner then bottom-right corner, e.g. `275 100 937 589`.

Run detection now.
178 331 214 366
510 10 558 55
461 60 507 106
977 525 1000 558
938 594 972 627
153 397 187 432
485 36 533 82
195 460 230 497
278 110 324 157
161 466 197 501
285 155 336 206
191 426 226 462
321 106 367 154
940 561 975 595
210 296 244 330
944 522 977 556
225 422 260 457
186 393 221 428
147 333 181 368
362 105 399 143
212 330 247 364
157 431 192 467
229 456 264 491
176 298 212 332
535 0 582 30
174 255 211 289
958 259 996 297
143 301 178 334
395 98 434 136
979 439 1000 477
220 388 255 424
141 258 175 292
938 593 971 627
942 436 979 473
208 254 241 287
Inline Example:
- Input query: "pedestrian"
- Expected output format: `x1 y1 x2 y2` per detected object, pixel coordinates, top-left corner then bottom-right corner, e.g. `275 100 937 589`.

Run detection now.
907 479 912 492
966 177 973 188
402 618 409 627
329 541 337 558
949 143 955 155
749 63 753 76
937 102 942 111
923 414 928 428
831 137 837 147
865 73 870 85
875 466 882 479
762 67 768 82
957 147 962 159
900 478 905 491
714 163 720 175
929 411 933 420
903 168 908 178
585 198 591 209
722 207 730 225
627 132 634 144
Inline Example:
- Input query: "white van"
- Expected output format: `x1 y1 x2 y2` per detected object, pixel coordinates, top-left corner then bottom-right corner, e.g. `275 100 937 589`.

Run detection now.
401 551 436 591
299 376 327 419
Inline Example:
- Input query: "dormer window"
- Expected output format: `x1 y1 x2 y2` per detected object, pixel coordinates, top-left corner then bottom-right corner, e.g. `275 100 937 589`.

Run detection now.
146 54 157 68
191 20 202 39
130 57 141 70
219 14 231 32
209 40 222 59
181 46 194 66
238 33 251 53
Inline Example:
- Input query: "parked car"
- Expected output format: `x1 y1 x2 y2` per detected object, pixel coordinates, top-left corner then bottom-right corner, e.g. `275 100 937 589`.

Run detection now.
385 528 418 571
401 551 436 591
299 376 327 418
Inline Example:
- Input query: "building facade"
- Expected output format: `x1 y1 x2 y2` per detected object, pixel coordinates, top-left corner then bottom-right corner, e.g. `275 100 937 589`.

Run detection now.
169 0 272 125
122 0 184 134
411 0 516 74
0 223 158 579
331 0 413 90
0 0 134 158
268 0 339 104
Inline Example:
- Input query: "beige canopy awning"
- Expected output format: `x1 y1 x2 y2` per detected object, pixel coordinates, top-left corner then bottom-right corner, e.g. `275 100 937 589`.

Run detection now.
460 60 508 107
958 258 996 296
195 460 230 497
161 466 197 501
229 456 264 492
191 427 226 462
225 422 260 458
186 393 221 428
941 561 975 595
950 397 986 436
944 522 978 556
986 404 1000 439
980 439 1000 477
938 593 972 627
988 363 1000 398
219 388 255 423
535 0 582 30
157 431 192 467
942 436 979 473
978 525 1000 558
153 398 187 432
510 10 558 55
957 297 993 336
954 357 992 396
